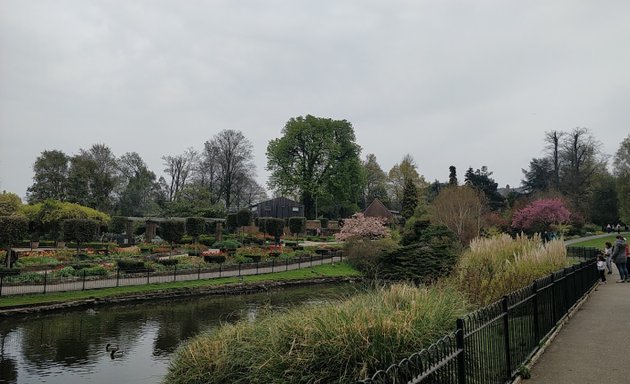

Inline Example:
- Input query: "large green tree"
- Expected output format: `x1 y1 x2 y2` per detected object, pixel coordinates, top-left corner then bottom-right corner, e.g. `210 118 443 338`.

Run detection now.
27 150 70 203
116 152 159 216
464 166 505 211
387 154 427 211
613 134 630 224
66 144 119 212
361 154 389 209
266 115 364 219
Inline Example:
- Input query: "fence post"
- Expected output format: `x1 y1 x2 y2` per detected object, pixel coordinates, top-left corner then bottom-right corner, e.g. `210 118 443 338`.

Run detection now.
502 296 512 380
532 280 540 342
173 265 177 282
43 271 48 294
256 261 259 275
285 258 288 272
550 273 556 324
146 269 150 285
310 254 313 267
219 263 222 278
456 318 466 384
116 268 120 287
82 270 86 291
0 275 3 297
197 265 201 280
272 258 275 273
238 262 241 276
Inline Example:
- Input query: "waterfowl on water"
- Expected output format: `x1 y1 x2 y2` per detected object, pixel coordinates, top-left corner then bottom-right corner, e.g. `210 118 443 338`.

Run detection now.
105 343 119 352
110 350 124 358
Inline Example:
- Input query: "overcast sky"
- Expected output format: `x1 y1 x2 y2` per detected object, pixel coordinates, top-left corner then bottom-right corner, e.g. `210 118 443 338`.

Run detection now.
1 0 629 200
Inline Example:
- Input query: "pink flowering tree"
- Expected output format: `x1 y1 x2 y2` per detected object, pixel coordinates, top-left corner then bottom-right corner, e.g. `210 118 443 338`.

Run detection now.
334 213 390 241
511 198 572 233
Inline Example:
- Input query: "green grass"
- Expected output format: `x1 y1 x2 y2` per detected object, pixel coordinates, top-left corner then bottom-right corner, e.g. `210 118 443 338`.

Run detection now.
0 262 361 309
165 283 469 384
569 235 619 248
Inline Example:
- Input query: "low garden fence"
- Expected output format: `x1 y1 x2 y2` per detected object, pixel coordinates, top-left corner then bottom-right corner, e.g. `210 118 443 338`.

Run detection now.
0 251 343 297
358 249 598 384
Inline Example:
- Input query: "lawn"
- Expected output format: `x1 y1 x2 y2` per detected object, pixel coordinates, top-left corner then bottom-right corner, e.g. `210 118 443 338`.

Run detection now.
0 262 361 309
569 235 621 248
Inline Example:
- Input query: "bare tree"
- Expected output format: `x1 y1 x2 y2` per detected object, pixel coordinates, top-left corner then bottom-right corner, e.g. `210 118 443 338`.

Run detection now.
162 148 197 202
430 185 487 245
203 130 255 210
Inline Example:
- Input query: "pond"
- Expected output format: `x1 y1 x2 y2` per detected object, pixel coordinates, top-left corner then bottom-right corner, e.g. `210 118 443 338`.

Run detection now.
0 283 355 384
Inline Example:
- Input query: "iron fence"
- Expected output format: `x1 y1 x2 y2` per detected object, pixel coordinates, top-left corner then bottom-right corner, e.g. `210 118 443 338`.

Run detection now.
0 251 343 297
359 251 598 384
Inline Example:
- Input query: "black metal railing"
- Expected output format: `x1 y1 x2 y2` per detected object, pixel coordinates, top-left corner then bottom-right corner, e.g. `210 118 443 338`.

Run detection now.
0 251 343 297
359 252 598 384
566 246 600 259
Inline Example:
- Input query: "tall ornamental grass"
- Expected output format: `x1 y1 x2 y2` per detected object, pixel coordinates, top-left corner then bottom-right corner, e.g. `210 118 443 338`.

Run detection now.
165 284 469 384
452 233 568 306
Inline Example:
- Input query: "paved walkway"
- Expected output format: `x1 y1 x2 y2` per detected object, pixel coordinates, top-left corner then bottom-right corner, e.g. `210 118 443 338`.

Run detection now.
528 234 630 384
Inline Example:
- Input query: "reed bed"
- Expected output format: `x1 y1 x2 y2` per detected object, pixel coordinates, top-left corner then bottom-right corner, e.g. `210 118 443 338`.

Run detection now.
165 284 469 384
451 233 568 306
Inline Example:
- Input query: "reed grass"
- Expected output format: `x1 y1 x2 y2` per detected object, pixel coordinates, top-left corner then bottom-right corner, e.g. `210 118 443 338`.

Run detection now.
165 283 469 384
451 233 568 306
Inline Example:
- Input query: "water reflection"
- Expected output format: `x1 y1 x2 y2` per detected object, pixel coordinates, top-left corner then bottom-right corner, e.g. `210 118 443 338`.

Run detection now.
0 283 352 384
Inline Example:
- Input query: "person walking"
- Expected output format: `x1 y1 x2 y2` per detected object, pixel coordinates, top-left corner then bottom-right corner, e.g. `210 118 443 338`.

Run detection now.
616 223 622 234
607 224 612 234
597 253 607 284
612 235 628 283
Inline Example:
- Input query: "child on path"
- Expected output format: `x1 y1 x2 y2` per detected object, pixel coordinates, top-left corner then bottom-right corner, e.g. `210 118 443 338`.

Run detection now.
604 242 614 274
597 254 607 283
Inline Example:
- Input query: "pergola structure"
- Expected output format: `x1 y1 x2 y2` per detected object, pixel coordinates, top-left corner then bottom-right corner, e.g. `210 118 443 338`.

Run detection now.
123 217 226 244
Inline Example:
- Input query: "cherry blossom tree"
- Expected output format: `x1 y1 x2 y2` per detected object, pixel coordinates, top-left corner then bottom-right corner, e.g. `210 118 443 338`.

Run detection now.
511 198 571 233
334 213 390 241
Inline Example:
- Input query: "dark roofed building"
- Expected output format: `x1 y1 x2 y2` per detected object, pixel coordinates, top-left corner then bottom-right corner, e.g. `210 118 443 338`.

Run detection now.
252 197 304 219
363 198 400 223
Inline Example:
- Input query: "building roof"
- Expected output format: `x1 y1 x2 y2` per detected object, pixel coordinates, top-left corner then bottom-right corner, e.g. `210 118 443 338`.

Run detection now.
363 198 395 220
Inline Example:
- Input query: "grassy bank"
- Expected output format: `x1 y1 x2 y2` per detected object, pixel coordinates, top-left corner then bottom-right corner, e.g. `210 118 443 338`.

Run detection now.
165 283 469 384
0 263 361 309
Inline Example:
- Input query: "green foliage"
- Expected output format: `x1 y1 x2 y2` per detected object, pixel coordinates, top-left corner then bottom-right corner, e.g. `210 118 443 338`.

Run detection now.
0 216 29 248
464 166 505 211
185 217 207 239
117 259 147 271
109 216 128 234
614 135 630 224
165 284 468 384
319 218 329 228
344 238 400 278
380 223 459 283
288 217 306 235
0 192 22 216
62 219 98 246
236 209 253 227
212 240 241 250
226 213 238 232
157 259 179 266
266 115 364 219
400 178 418 220
160 220 186 245
453 234 568 306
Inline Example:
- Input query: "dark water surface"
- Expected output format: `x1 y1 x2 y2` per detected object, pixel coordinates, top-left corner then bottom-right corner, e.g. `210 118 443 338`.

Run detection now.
0 283 354 384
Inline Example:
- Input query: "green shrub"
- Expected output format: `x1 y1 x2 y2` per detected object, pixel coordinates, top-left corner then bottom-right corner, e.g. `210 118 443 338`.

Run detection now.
186 217 207 240
320 218 329 228
204 255 226 264
344 238 399 278
160 220 186 248
63 219 99 251
288 217 306 236
117 259 147 271
226 213 238 232
212 240 241 250
379 223 460 283
54 266 75 278
157 259 179 267
109 216 128 234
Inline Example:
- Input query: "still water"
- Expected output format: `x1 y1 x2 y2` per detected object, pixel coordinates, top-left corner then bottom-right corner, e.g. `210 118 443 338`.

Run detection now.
0 283 354 384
